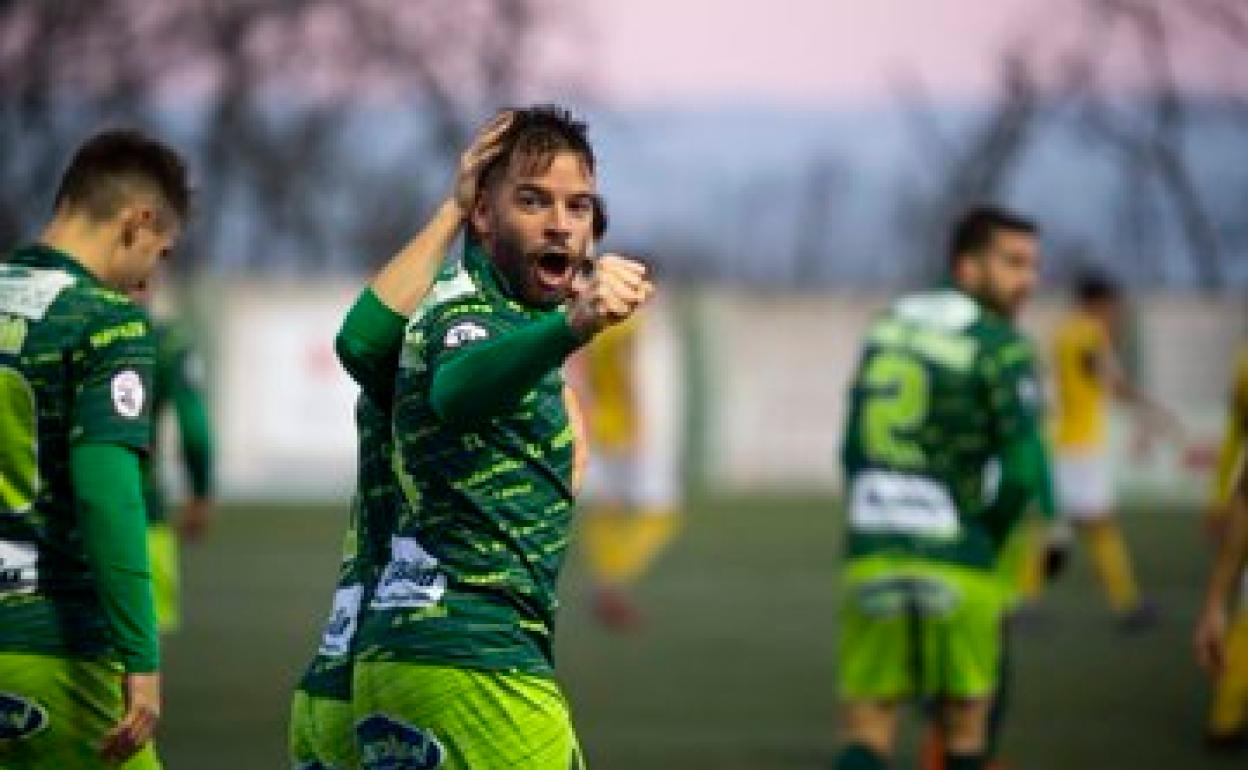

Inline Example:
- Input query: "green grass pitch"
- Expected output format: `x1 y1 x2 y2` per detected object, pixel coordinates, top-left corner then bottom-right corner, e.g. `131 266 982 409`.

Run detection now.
159 496 1243 769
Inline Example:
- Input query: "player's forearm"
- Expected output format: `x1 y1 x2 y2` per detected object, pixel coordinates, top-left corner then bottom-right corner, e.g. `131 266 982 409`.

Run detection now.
173 387 215 498
369 197 461 316
335 289 406 404
71 443 159 673
1203 501 1248 612
431 312 582 427
1213 420 1245 506
983 431 1051 541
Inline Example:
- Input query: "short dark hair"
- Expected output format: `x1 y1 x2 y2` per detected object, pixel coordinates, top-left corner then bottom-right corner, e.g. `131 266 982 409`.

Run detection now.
479 105 594 193
591 195 608 241
54 129 190 224
948 205 1037 267
1074 270 1119 304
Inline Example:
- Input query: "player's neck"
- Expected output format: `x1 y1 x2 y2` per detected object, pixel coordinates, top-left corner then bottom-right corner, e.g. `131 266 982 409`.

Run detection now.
38 216 115 284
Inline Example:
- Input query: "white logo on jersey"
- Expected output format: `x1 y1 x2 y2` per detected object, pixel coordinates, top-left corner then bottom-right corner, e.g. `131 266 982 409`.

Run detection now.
0 540 39 595
370 536 448 611
317 584 364 658
443 322 489 349
111 370 145 418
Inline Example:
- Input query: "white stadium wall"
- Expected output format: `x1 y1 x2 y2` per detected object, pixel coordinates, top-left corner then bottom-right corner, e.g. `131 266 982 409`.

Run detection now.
183 282 1245 504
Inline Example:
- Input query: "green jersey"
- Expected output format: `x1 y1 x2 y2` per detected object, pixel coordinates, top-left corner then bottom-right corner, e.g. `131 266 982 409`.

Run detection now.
840 289 1042 570
143 320 213 523
355 244 578 678
298 394 397 699
0 244 154 660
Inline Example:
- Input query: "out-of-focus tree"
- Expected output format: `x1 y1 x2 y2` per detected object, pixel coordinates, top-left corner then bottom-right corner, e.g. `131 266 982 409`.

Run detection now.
892 0 1248 291
0 0 583 274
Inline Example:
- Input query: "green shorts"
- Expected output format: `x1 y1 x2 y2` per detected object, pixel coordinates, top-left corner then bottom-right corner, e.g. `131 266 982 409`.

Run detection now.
352 661 584 770
289 689 359 770
838 556 1006 701
147 524 180 634
0 652 162 769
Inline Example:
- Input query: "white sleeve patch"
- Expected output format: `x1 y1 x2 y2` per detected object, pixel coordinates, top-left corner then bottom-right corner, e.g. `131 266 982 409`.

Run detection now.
110 370 145 418
443 321 489 349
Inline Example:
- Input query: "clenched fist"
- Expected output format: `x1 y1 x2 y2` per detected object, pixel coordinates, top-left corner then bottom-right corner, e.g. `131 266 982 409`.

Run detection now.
565 255 653 341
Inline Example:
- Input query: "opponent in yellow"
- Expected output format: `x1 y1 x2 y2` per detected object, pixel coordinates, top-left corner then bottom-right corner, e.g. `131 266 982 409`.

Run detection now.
1194 343 1248 751
1050 273 1178 630
575 280 683 630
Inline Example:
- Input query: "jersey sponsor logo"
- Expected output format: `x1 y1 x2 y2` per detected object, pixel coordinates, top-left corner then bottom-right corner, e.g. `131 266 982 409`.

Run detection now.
356 714 445 769
849 470 961 539
370 537 448 611
0 540 39 595
0 692 49 740
443 321 489 349
0 269 75 320
110 369 145 418
317 584 364 659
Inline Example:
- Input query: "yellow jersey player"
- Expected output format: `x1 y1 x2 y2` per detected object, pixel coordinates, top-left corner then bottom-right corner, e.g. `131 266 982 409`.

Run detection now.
1194 343 1248 752
576 296 683 630
1051 273 1178 631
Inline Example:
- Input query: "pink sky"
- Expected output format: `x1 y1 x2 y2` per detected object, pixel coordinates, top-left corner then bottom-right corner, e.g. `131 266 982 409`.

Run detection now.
588 0 1241 105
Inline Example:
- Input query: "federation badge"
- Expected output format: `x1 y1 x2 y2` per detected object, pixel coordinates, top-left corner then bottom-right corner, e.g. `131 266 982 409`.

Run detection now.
111 369 145 418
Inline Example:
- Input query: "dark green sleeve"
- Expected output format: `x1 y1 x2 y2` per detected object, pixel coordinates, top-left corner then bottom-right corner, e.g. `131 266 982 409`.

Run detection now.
170 345 215 497
71 443 159 673
335 289 407 406
983 432 1052 545
71 307 154 452
429 311 582 428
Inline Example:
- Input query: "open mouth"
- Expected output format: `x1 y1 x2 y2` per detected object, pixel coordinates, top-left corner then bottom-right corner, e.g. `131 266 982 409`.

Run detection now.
534 250 577 290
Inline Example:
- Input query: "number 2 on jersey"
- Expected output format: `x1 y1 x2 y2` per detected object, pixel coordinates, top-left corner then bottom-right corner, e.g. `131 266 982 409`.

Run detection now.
861 351 929 467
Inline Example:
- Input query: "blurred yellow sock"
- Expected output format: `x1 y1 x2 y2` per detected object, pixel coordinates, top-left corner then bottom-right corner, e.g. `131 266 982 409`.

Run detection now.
1082 521 1139 612
582 508 679 585
1209 611 1248 735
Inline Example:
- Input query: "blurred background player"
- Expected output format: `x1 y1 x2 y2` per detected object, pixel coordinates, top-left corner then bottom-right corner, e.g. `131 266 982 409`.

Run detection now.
574 200 684 631
1050 272 1180 630
288 112 514 770
1194 340 1248 752
835 206 1052 770
0 129 189 768
127 277 216 636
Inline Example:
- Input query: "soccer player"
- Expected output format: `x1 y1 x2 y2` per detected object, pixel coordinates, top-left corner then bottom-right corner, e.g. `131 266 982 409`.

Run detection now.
835 206 1052 770
126 279 216 635
288 112 515 770
1194 342 1248 750
346 105 652 770
577 302 683 631
0 130 189 768
1051 273 1177 629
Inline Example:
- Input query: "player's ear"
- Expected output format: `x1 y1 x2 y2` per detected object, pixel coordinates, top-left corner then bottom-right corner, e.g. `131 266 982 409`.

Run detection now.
470 190 493 240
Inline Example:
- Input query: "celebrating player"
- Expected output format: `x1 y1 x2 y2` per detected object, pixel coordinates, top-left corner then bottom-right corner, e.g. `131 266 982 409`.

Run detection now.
345 105 651 770
834 206 1053 770
0 130 189 768
288 112 515 770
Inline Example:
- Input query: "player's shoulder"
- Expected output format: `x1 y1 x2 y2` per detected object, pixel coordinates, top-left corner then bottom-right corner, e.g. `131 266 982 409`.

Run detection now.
889 289 982 333
407 262 494 331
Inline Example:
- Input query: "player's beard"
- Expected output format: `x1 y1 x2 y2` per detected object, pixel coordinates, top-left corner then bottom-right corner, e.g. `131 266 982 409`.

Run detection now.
487 226 578 310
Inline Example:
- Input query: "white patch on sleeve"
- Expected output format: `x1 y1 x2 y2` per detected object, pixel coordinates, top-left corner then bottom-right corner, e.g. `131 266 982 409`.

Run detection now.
110 370 145 418
316 584 364 658
443 321 489 349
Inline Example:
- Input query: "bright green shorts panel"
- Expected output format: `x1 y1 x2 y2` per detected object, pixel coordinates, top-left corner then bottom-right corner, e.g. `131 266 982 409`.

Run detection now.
838 556 1006 701
0 652 161 769
289 690 359 770
352 662 584 770
148 524 180 634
